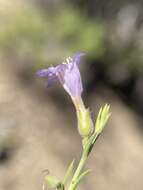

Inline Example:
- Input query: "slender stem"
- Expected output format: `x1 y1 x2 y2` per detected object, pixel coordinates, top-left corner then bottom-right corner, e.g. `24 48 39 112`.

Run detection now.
68 149 87 190
68 132 98 190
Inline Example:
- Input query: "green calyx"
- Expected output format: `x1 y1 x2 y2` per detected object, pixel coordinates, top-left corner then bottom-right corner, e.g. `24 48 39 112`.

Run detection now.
76 107 93 138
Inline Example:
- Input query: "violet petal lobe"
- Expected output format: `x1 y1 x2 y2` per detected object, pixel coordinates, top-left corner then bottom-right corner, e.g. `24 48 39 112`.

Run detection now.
36 69 50 77
47 74 57 87
72 52 85 64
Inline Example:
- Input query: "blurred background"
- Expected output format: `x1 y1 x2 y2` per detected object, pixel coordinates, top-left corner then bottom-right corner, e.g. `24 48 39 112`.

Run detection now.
0 0 143 190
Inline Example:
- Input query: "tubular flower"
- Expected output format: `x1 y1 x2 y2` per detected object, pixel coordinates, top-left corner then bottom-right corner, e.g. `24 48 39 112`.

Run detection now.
36 53 85 101
36 53 94 137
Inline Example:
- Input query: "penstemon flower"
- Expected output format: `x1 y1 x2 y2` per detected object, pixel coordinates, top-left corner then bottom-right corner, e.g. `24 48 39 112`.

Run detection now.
36 53 84 103
36 53 110 190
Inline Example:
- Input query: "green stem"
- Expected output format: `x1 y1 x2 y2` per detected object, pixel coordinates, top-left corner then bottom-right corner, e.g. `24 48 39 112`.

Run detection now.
68 133 98 190
68 149 87 190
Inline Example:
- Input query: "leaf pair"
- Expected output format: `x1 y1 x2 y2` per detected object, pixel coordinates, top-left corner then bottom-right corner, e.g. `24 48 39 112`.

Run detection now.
63 160 90 190
70 170 91 190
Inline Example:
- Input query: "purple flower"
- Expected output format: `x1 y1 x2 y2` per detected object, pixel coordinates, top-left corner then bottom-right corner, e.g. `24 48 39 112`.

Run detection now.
36 53 85 99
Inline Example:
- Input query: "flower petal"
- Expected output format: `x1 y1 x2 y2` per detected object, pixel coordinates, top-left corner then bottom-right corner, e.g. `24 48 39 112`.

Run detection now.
47 74 58 87
72 53 85 64
37 67 58 87
63 61 83 97
36 69 49 77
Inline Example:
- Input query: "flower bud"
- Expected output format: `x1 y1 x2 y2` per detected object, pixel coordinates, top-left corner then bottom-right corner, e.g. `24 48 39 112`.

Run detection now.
95 104 110 135
44 175 61 189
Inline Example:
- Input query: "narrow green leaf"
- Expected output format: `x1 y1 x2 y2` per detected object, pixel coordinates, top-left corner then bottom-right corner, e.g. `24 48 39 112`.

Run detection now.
95 104 111 135
72 170 91 190
63 159 75 185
